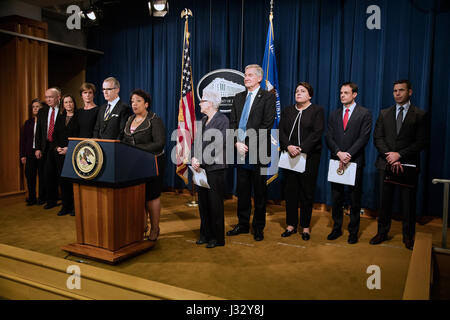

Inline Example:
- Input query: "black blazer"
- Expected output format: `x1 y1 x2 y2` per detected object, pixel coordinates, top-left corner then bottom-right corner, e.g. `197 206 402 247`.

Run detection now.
93 99 132 140
374 104 429 170
279 104 324 154
121 111 166 155
35 104 62 153
54 111 80 149
20 118 37 158
325 104 372 167
193 111 229 172
229 88 276 166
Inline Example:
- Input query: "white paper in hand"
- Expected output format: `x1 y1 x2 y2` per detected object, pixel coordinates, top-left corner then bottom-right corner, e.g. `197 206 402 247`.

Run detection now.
278 151 307 173
189 166 210 189
327 159 357 186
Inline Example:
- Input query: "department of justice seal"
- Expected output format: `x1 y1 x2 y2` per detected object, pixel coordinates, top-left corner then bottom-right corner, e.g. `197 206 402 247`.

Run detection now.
72 140 103 180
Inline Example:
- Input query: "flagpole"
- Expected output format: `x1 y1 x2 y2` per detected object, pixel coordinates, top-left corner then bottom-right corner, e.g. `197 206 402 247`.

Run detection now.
181 9 198 208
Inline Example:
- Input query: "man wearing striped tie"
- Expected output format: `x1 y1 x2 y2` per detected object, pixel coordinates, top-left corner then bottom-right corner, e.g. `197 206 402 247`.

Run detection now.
35 88 61 209
325 82 372 244
93 77 131 139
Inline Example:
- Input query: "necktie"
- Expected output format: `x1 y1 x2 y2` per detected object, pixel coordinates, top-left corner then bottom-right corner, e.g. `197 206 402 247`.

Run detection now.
343 108 349 130
47 107 55 142
238 92 253 141
104 103 112 120
396 106 404 134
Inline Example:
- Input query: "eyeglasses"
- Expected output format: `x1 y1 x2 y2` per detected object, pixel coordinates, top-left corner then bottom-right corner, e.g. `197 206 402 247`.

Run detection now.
102 87 117 91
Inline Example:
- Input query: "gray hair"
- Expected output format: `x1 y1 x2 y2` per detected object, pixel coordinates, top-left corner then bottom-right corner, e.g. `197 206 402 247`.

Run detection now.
201 89 222 110
104 77 120 89
245 64 263 78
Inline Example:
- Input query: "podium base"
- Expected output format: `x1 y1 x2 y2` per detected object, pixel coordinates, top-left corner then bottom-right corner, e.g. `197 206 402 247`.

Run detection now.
62 240 156 265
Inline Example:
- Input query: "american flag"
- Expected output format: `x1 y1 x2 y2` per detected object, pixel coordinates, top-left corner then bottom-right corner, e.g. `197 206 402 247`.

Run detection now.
176 19 195 184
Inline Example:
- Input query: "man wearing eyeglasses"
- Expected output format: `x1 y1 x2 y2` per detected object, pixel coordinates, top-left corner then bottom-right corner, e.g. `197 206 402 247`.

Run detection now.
93 77 131 139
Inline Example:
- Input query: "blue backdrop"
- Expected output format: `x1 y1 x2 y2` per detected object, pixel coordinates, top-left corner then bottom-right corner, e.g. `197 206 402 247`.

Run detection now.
86 0 450 217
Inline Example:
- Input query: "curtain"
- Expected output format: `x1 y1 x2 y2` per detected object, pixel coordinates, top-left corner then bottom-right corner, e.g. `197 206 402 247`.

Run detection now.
86 0 450 216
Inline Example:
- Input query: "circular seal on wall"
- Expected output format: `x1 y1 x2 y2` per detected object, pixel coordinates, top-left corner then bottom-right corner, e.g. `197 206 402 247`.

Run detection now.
72 140 104 180
196 69 245 113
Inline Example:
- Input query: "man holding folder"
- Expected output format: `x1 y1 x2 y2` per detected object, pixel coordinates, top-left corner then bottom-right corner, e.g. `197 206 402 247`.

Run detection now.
370 80 429 250
325 82 372 244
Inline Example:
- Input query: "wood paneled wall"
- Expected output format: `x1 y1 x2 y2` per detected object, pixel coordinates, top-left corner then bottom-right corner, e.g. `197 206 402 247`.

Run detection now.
0 16 48 196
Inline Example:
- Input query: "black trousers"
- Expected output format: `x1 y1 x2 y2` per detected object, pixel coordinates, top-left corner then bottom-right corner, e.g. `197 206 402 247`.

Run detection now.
236 167 267 231
25 152 45 202
197 169 225 245
43 142 59 205
284 152 321 229
56 153 74 211
376 169 416 239
330 167 363 235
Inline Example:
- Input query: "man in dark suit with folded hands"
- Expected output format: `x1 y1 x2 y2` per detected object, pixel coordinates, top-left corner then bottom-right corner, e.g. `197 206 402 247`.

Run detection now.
227 64 276 241
326 82 372 244
370 80 429 250
93 77 131 140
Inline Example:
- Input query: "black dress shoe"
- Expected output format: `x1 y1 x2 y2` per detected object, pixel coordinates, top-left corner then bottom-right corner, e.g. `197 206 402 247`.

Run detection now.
348 234 358 244
57 209 69 216
369 233 388 245
196 238 207 245
44 202 57 210
26 200 37 206
327 230 342 240
37 199 46 205
281 228 297 237
69 209 75 216
301 232 310 241
404 239 414 250
206 240 224 248
254 229 264 241
226 225 249 236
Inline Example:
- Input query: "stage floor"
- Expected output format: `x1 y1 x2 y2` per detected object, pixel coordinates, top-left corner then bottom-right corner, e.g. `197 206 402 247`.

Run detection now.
0 192 447 300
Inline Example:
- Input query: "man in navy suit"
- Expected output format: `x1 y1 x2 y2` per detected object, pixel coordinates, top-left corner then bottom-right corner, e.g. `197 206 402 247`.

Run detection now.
326 82 372 244
93 77 131 139
227 64 276 241
370 80 429 250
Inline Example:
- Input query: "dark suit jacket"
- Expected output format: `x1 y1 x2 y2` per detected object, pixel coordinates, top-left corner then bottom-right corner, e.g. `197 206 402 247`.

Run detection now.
93 99 132 139
326 104 372 167
374 104 428 170
54 111 80 148
193 111 229 172
121 111 166 155
20 118 37 157
279 104 324 154
229 88 276 166
35 104 62 154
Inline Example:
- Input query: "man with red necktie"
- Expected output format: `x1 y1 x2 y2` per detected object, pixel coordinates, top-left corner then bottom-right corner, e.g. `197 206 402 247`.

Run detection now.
325 82 372 244
35 88 61 209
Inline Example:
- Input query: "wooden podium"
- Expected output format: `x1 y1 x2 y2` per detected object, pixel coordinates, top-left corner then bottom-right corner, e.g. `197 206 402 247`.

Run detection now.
61 138 159 264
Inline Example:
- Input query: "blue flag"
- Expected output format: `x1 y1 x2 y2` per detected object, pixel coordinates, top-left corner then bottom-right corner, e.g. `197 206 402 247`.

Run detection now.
261 14 281 185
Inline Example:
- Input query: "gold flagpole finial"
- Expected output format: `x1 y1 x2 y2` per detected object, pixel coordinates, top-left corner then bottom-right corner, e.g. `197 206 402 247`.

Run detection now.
181 8 193 19
269 0 274 20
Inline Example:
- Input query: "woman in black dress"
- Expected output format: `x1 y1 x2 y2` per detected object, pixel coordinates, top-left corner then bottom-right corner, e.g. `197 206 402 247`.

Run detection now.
191 89 229 248
54 94 79 216
20 98 44 205
78 82 98 138
279 82 324 240
121 89 166 242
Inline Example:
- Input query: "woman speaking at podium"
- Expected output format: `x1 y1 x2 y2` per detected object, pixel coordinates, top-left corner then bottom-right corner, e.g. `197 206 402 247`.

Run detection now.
121 89 166 242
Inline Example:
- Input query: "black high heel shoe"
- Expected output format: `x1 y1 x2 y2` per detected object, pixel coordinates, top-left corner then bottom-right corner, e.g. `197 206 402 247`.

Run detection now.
281 228 297 237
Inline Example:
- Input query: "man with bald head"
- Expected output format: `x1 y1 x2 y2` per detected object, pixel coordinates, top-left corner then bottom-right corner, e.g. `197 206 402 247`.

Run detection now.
35 88 61 209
